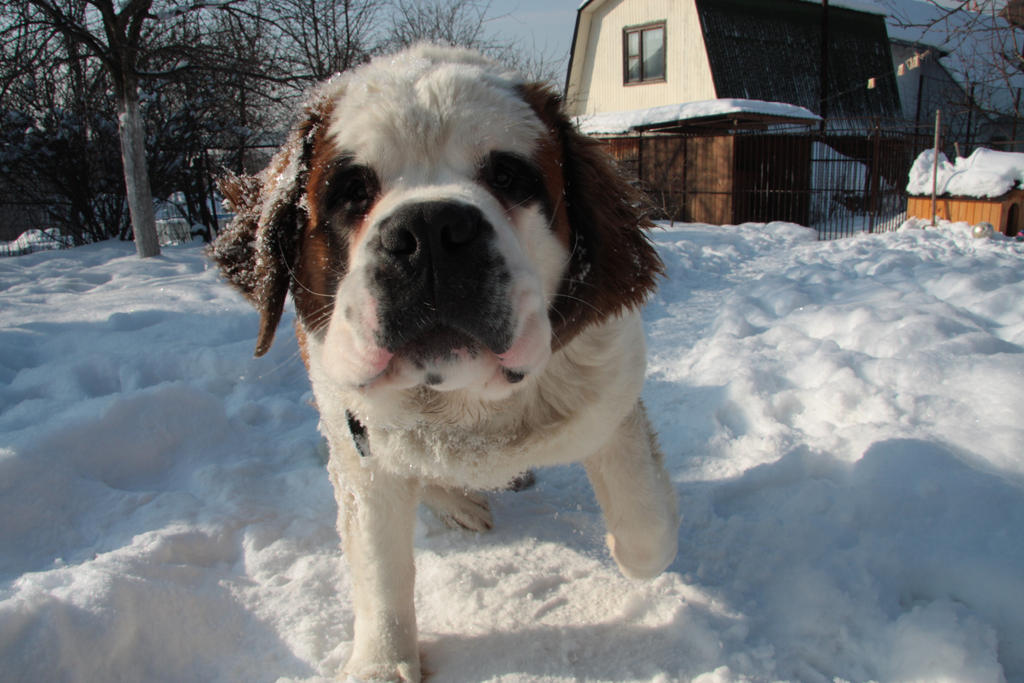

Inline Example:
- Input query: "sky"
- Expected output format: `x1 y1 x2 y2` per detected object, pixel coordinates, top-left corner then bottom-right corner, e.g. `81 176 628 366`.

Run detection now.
485 0 579 77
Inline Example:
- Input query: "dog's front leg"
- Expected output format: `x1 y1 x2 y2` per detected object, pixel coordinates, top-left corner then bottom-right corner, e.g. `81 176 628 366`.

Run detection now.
331 455 421 682
584 401 679 580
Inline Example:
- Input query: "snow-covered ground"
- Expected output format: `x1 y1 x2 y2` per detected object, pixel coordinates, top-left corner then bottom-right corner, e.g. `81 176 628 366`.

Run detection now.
2 220 1023 682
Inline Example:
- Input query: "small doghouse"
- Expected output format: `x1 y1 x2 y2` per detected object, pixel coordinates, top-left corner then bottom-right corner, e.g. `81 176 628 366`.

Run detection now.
906 148 1024 237
907 190 1024 237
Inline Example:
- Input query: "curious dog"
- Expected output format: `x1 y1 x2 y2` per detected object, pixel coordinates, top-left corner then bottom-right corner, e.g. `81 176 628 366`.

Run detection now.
211 44 678 682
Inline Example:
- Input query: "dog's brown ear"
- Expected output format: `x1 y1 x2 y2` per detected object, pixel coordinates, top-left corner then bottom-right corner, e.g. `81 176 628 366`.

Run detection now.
212 171 262 301
519 83 664 347
210 99 329 357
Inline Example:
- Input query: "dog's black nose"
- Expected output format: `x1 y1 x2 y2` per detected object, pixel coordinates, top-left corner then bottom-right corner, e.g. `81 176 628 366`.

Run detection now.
372 200 512 355
379 201 483 262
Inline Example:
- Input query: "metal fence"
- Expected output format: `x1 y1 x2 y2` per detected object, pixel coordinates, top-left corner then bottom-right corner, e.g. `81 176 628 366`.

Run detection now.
0 229 74 257
0 213 207 257
600 118 936 240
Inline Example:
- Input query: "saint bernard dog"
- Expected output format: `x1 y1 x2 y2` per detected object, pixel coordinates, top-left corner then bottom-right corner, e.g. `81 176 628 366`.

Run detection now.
211 44 679 682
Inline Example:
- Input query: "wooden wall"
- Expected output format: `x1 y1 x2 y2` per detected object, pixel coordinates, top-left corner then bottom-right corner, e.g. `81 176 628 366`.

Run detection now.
602 134 735 224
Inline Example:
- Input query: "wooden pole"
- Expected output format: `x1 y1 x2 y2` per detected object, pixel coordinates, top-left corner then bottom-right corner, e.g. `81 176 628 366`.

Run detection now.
930 109 941 227
820 0 830 128
965 84 975 156
868 119 881 233
1013 88 1021 151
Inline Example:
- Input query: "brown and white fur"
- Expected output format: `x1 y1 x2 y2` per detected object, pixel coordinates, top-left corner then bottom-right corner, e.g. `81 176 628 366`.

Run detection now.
211 45 678 682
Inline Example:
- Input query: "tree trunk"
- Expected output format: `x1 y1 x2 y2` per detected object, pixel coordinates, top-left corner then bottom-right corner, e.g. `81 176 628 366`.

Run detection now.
116 85 160 258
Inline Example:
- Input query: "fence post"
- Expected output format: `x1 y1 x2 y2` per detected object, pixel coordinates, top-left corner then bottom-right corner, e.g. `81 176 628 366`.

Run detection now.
930 109 942 227
868 119 881 233
1014 89 1022 152
680 135 689 223
965 84 975 156
637 130 644 187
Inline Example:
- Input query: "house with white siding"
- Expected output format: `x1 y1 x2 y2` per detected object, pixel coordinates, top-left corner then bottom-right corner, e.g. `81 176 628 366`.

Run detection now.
563 0 916 232
565 0 902 126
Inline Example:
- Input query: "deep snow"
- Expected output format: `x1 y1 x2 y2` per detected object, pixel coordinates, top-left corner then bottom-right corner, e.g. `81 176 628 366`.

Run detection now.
2 220 1023 682
908 148 1024 199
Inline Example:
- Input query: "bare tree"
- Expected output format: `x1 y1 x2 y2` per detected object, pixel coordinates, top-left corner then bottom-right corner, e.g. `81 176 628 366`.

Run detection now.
387 0 492 49
1 0 562 255
384 0 561 86
2 0 163 256
0 2 130 244
272 0 380 85
0 0 274 257
885 0 1024 125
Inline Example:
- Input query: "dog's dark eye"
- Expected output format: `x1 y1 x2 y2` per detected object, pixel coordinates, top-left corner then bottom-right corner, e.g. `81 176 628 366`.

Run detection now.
324 164 379 216
343 176 369 203
490 168 513 191
481 152 545 208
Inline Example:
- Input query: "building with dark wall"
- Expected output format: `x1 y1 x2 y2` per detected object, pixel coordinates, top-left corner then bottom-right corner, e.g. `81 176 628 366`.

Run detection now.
696 0 901 120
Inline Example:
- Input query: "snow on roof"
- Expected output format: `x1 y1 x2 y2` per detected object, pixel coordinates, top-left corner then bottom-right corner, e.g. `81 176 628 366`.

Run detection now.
907 147 1024 198
575 99 821 135
796 0 886 14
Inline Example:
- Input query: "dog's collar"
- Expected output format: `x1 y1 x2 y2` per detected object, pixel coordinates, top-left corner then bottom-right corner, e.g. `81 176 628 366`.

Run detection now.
345 410 371 458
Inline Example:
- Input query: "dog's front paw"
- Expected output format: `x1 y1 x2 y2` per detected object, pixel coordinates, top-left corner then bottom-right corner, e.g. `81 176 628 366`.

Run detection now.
606 529 677 580
421 484 493 532
343 656 420 683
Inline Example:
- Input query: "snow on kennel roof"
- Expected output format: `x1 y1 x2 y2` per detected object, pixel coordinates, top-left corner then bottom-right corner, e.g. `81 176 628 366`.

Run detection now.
907 148 1024 198
575 99 821 135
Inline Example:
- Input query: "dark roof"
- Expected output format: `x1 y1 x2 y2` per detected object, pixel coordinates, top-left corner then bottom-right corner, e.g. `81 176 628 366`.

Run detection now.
696 0 901 120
